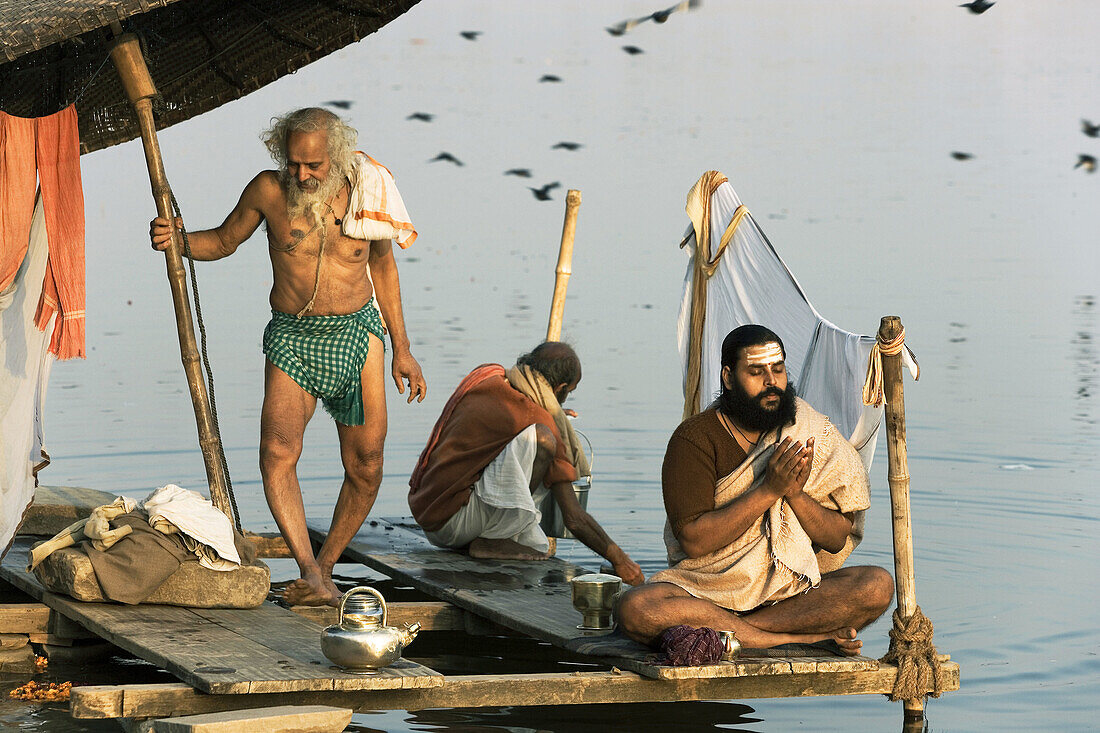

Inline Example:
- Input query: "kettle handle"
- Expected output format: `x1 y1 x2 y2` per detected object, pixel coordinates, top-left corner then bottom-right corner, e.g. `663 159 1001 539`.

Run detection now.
338 585 387 627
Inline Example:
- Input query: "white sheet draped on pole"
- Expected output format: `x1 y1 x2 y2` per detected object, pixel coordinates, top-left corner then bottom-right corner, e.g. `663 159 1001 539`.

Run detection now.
1 195 55 559
676 178 916 470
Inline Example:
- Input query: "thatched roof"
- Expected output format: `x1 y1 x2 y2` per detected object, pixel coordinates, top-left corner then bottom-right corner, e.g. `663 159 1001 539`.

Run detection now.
0 0 420 153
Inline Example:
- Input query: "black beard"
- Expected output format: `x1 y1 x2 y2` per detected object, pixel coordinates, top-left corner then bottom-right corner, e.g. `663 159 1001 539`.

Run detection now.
718 378 798 433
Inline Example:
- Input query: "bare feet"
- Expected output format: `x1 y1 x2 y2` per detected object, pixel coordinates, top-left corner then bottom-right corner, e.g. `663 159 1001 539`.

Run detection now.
826 627 863 656
283 572 341 607
468 537 549 561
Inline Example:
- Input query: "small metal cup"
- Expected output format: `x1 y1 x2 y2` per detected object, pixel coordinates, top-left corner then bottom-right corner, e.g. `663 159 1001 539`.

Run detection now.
718 630 742 661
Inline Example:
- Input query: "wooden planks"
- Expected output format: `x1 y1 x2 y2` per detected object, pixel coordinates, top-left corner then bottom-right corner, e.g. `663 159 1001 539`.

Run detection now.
0 540 441 694
309 518 881 680
71 660 961 719
288 601 464 631
0 603 50 633
18 485 118 536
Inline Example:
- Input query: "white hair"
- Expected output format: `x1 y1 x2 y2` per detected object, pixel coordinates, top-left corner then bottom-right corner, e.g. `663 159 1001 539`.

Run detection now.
261 107 358 173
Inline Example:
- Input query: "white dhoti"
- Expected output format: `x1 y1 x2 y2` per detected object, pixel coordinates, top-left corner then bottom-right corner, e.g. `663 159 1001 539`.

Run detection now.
424 424 550 554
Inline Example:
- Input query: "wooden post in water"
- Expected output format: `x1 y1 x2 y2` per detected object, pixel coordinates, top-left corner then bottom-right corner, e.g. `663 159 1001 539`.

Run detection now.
108 30 233 519
878 315 923 720
546 190 581 341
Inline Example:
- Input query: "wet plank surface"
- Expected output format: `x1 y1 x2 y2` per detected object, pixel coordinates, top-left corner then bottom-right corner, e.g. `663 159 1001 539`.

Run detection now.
310 517 879 680
0 540 442 694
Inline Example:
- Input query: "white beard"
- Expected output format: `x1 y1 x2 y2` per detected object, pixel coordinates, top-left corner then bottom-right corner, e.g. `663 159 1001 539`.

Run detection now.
282 166 348 224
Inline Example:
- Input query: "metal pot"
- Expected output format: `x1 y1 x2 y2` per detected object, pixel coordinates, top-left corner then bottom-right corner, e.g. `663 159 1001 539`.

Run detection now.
320 586 420 674
570 572 622 630
538 430 594 539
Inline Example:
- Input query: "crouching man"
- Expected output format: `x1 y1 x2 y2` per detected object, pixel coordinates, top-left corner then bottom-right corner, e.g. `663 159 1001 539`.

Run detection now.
408 342 643 585
616 325 893 654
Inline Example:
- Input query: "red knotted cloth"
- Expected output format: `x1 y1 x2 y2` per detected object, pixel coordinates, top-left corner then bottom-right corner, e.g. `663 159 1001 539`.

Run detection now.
657 624 724 666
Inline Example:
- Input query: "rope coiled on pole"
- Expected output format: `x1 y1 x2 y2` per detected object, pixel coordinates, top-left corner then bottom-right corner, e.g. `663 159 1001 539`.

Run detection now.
862 327 907 407
879 605 948 702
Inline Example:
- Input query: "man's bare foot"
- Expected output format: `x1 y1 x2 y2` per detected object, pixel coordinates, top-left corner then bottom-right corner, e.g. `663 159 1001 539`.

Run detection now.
468 537 549 561
283 573 341 607
827 627 863 656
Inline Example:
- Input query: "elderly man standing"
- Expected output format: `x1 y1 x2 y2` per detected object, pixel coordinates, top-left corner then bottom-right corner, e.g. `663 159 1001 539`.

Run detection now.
408 342 644 586
616 325 893 654
150 107 426 606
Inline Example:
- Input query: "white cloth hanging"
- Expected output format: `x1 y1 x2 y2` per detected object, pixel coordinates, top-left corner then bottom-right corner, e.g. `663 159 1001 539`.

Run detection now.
676 177 917 470
0 195 55 560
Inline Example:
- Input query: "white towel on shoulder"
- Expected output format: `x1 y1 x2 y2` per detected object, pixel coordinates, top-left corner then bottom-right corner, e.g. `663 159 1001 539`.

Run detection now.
342 152 416 248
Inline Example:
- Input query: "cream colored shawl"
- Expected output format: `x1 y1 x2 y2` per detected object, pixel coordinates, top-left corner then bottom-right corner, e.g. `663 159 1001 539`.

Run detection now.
650 399 869 611
505 364 591 477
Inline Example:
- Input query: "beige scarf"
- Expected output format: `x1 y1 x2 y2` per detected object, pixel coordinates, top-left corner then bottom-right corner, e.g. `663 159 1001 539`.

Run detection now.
650 399 869 611
505 364 591 477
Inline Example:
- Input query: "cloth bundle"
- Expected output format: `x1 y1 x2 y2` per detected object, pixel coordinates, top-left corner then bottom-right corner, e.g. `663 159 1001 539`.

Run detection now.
658 624 724 666
30 485 244 572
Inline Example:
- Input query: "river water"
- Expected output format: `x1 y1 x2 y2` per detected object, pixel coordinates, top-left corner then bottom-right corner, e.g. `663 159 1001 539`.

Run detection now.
4 1 1098 730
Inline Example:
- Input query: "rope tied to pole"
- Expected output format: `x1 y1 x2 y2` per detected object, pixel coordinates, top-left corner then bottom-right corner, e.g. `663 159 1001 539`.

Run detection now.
682 171 753 418
862 326 907 407
880 605 948 702
170 190 242 532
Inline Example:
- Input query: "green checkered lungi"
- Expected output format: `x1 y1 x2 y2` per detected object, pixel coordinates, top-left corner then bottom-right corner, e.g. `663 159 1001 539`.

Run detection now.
262 298 385 426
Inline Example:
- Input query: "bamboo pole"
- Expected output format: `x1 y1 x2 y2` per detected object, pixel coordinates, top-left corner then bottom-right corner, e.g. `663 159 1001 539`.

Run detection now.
878 315 922 720
546 190 581 341
108 31 232 518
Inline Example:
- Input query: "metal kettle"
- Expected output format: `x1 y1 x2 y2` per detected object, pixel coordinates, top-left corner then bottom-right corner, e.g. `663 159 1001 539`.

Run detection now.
320 586 420 674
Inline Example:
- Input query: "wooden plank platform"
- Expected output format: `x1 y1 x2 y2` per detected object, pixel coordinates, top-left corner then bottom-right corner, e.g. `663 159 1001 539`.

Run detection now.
18 485 118 536
308 518 881 680
0 540 442 694
70 658 961 719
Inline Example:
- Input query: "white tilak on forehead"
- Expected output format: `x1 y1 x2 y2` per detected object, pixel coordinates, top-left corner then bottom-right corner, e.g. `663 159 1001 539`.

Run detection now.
744 342 784 366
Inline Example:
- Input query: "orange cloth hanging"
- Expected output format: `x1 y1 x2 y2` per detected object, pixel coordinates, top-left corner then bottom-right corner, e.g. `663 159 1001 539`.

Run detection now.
34 106 86 360
0 113 38 294
0 106 85 360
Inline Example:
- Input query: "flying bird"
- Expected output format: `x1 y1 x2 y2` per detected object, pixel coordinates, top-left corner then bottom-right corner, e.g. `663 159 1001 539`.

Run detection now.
1082 119 1100 138
1074 154 1097 173
460 31 482 41
430 152 464 166
622 45 645 55
529 182 561 201
606 17 648 36
959 0 994 14
951 151 974 160
552 142 583 151
539 74 563 83
504 168 533 178
323 100 354 110
608 0 700 35
651 0 701 23
406 112 435 122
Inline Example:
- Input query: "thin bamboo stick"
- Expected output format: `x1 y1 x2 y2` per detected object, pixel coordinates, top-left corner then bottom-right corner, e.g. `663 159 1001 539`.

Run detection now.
546 190 581 342
108 33 232 518
878 315 922 720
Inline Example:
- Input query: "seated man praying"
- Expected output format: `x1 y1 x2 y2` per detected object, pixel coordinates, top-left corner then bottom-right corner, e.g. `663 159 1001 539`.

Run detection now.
408 342 643 585
616 325 893 655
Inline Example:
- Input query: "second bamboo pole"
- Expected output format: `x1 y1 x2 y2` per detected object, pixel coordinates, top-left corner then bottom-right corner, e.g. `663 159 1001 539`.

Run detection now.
546 190 581 341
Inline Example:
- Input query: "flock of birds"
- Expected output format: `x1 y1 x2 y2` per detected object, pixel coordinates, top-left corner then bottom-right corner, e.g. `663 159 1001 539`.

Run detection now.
952 1 1096 174
322 0 1095 205
322 1 702 202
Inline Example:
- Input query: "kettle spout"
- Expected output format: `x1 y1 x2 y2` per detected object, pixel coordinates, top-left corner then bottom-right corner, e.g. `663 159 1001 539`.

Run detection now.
400 621 421 646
